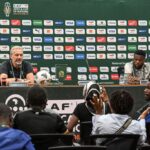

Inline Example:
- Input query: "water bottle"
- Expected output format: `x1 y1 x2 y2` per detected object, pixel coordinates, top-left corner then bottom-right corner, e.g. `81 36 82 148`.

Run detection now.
124 74 128 84
119 74 125 85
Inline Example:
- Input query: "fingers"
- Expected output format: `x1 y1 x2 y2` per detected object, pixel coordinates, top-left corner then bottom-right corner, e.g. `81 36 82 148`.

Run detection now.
100 87 109 102
128 75 139 82
140 107 150 119
146 107 150 113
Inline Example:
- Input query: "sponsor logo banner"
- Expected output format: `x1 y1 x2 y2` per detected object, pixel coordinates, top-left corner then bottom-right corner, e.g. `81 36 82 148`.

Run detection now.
89 67 98 73
118 20 127 26
0 28 9 34
100 67 109 72
22 20 31 26
43 54 53 59
0 45 9 51
77 67 87 73
23 54 31 60
13 4 29 15
75 54 85 60
44 20 53 26
111 74 119 80
65 54 74 59
77 74 87 80
65 20 75 26
0 20 10 25
0 54 9 59
75 45 85 51
11 20 21 26
76 20 85 26
100 74 109 80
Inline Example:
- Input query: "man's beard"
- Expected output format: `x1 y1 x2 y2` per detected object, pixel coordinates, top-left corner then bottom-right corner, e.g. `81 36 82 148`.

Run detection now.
134 64 143 69
15 62 22 68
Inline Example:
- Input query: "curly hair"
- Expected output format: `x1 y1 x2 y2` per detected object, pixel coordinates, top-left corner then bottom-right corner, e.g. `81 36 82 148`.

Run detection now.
26 85 47 108
134 50 146 58
110 90 134 114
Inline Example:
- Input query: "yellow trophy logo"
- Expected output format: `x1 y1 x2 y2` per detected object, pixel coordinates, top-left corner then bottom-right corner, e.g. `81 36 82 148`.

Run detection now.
3 2 11 17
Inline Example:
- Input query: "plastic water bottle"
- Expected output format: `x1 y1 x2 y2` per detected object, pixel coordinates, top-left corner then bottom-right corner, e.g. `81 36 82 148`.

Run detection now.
123 74 128 84
119 74 125 85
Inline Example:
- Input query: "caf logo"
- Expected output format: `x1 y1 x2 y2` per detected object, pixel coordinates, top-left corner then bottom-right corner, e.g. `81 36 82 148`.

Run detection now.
59 71 65 78
3 2 11 17
5 94 27 113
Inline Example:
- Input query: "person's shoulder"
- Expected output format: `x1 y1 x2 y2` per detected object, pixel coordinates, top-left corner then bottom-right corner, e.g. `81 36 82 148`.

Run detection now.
125 61 132 66
14 109 32 117
77 102 85 106
124 61 133 69
22 60 31 65
75 102 86 110
94 114 110 123
145 63 150 68
44 108 58 114
1 60 9 65
6 128 31 139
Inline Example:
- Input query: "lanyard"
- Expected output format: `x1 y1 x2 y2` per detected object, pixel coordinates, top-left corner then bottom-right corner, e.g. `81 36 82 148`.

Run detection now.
10 60 22 79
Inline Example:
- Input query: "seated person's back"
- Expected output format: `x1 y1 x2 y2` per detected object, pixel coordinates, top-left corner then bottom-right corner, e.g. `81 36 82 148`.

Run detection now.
67 81 110 132
13 85 67 134
13 109 66 134
92 90 148 145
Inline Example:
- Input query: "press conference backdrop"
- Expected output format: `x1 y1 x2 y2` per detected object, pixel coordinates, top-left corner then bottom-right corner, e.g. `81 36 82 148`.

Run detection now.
0 0 150 85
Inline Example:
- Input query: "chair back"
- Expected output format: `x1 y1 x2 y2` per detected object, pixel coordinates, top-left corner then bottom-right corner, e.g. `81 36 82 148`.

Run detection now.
146 122 150 144
30 133 74 150
89 134 140 150
139 144 150 150
48 145 107 150
80 121 92 145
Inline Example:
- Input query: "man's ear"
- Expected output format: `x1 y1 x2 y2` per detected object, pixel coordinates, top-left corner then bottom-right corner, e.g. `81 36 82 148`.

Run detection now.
10 53 12 59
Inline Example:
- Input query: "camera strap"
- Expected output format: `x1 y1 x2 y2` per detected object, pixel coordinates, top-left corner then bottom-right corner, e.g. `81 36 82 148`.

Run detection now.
100 117 132 145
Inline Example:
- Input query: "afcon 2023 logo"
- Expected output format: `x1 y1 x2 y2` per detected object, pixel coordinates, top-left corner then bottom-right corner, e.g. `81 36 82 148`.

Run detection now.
3 2 11 17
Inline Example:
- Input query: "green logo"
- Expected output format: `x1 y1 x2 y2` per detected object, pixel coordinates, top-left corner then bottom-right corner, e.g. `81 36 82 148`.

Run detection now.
128 45 136 51
33 20 43 26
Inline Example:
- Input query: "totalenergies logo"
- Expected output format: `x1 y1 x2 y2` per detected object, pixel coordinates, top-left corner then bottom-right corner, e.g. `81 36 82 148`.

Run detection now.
3 2 11 17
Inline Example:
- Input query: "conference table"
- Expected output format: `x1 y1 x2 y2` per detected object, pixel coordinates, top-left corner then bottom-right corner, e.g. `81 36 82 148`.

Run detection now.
0 84 147 120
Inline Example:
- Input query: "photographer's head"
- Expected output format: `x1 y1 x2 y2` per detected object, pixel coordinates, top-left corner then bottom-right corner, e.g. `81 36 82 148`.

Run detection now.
109 90 134 115
133 50 146 69
83 81 101 101
26 85 47 110
10 46 23 69
83 81 102 113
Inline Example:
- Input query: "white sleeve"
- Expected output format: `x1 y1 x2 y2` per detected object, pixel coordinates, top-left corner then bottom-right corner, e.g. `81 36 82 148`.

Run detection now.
124 62 132 74
138 119 147 144
92 115 100 135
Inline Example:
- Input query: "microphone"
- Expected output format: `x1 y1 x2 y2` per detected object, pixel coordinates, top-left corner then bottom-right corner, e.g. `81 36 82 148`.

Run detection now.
85 59 94 81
